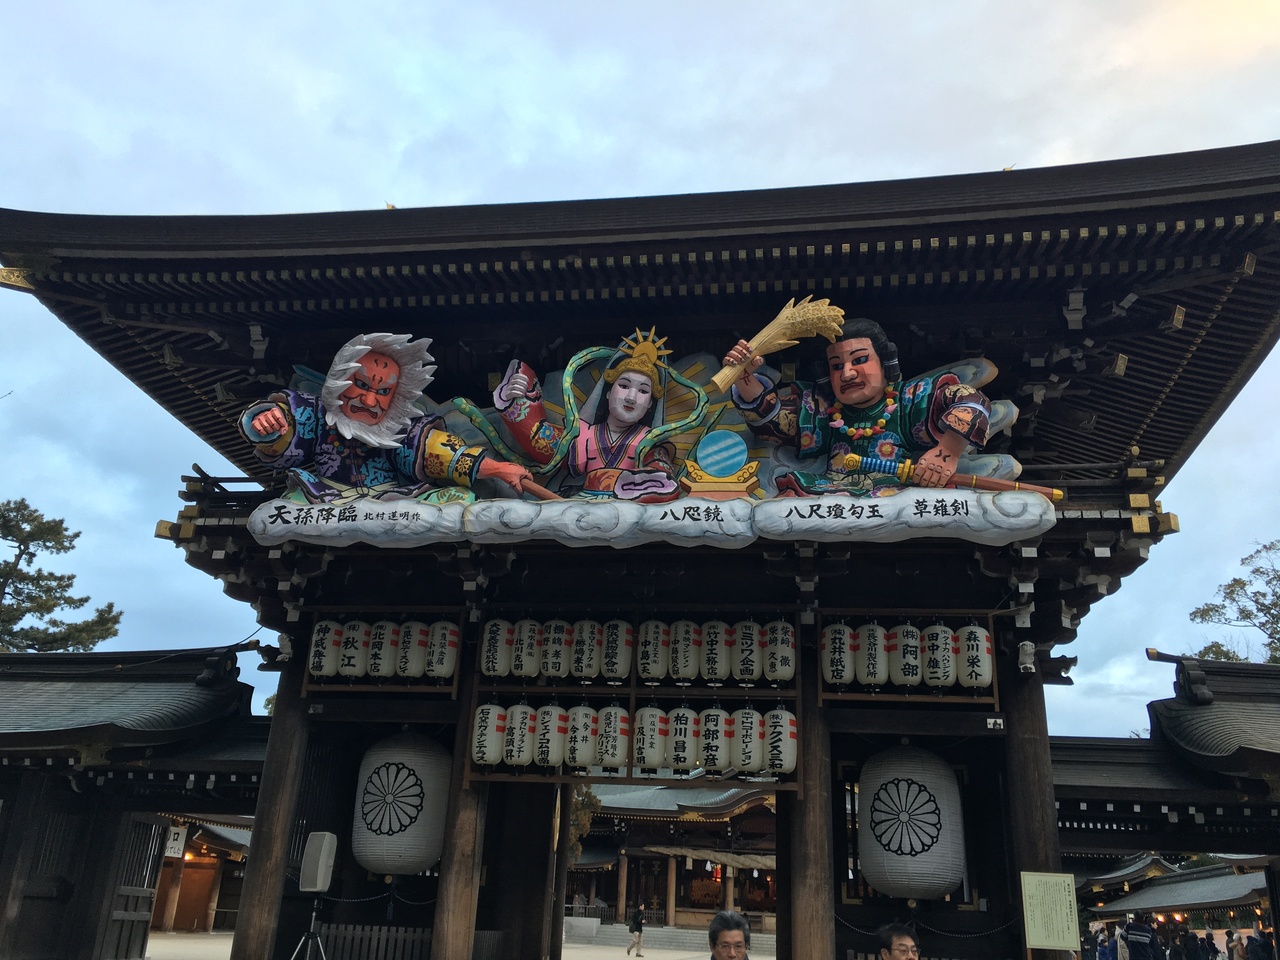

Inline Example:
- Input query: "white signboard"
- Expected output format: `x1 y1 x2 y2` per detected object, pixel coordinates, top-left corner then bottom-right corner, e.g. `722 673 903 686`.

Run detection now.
1021 871 1081 951
165 824 188 859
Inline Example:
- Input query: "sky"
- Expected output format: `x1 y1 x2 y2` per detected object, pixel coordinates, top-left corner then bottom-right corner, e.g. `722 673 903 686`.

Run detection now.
1 0 1278 730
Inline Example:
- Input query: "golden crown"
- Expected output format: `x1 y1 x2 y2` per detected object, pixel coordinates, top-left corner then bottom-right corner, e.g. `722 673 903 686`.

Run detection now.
602 327 672 398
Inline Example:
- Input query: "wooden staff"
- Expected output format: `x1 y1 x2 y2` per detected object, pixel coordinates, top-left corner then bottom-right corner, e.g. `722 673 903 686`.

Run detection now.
843 453 1064 502
520 477 563 501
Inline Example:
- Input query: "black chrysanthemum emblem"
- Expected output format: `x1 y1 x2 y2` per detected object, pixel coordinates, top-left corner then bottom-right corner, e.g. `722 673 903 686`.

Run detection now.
868 777 942 856
360 762 425 836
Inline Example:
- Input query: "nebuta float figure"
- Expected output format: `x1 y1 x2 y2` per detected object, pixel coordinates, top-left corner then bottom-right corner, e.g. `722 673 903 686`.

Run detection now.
239 332 530 503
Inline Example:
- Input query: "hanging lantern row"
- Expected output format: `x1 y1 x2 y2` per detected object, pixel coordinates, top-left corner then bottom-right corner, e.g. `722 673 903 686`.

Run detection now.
471 702 798 775
820 622 993 690
308 620 460 679
478 618 797 686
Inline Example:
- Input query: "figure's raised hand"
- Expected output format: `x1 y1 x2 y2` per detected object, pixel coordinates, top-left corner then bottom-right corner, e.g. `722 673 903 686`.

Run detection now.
251 407 289 438
722 339 766 401
493 359 540 410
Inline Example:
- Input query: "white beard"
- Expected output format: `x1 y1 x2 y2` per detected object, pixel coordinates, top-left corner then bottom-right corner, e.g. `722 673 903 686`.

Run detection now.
323 405 407 449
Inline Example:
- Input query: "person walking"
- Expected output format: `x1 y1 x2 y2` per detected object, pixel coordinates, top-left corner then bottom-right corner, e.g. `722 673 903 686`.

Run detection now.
626 906 644 957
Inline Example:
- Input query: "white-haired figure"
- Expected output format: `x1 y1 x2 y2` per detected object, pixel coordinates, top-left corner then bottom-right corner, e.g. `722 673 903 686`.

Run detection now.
240 332 529 503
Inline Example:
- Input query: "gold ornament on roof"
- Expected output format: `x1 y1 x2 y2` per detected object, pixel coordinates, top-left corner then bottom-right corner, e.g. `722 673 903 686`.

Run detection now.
603 327 673 398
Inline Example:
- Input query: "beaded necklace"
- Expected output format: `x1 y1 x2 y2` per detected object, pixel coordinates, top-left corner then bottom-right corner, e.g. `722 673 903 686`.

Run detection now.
826 386 899 439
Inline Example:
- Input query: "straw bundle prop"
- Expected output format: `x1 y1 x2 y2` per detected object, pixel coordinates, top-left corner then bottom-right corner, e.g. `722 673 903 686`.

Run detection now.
710 296 846 393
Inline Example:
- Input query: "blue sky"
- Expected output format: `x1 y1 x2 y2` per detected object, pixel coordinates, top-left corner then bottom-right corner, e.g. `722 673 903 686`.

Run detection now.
2 0 1279 728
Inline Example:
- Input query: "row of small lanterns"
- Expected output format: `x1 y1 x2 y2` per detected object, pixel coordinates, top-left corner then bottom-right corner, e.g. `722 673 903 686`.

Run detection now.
820 622 994 689
309 620 459 679
472 702 799 775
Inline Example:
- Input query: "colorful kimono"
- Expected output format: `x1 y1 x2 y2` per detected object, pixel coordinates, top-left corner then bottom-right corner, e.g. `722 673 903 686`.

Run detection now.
732 372 990 496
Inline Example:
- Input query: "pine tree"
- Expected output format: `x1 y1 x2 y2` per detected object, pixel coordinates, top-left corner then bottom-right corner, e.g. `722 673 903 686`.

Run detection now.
1188 539 1280 663
0 499 121 653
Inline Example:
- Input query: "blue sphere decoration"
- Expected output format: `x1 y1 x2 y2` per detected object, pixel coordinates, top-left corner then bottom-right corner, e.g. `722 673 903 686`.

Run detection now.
696 429 749 478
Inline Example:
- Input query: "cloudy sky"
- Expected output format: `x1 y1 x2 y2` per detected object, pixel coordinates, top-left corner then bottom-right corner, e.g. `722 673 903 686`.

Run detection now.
1 1 1278 729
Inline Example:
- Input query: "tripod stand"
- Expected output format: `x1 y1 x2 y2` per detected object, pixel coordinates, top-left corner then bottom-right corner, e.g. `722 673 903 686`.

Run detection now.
289 896 328 960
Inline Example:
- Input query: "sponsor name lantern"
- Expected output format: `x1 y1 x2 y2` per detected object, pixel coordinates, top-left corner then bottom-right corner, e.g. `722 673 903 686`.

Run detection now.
535 704 569 767
957 624 993 688
597 705 631 768
637 620 670 683
309 621 343 677
367 621 399 679
426 622 460 679
670 620 702 683
566 704 599 768
821 623 855 686
700 707 733 772
503 702 537 766
701 620 732 685
601 619 634 683
854 622 889 686
352 732 451 876
765 621 796 683
541 619 572 679
667 706 702 771
571 619 603 680
764 707 798 774
397 621 430 678
471 703 506 766
922 623 957 688
634 706 669 769
480 619 514 678
887 622 923 687
511 619 543 679
339 620 372 677
731 707 765 773
732 620 764 685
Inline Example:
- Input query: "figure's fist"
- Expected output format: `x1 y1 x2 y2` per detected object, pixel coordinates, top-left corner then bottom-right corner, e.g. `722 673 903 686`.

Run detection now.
251 408 288 437
494 359 540 410
507 373 531 400
722 339 763 375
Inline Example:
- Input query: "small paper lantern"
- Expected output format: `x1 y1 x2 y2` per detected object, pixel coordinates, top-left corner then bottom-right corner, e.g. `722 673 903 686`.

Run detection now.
887 622 923 687
670 620 702 683
700 620 732 685
534 704 569 767
956 623 994 689
511 619 543 679
666 706 702 772
732 620 765 685
397 621 430 678
503 702 537 767
541 619 573 679
857 746 966 898
471 703 506 766
764 620 796 683
634 706 669 769
597 705 631 769
699 707 734 773
480 619 514 678
352 732 451 875
367 621 400 679
922 623 957 688
571 619 603 680
308 621 343 677
731 707 765 773
601 619 634 683
853 623 889 686
566 705 599 768
821 623 855 686
426 622 460 679
763 708 798 774
636 621 670 683
339 620 372 677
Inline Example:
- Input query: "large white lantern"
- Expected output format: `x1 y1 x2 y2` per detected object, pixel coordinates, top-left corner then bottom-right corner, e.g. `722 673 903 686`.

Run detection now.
367 621 400 679
699 707 733 773
763 707 798 774
731 707 765 773
397 621 430 679
821 623 856 686
700 621 732 685
597 705 631 769
503 702 537 767
636 621 670 683
887 622 923 687
471 703 506 766
669 620 702 683
426 622 460 679
764 621 796 684
956 623 993 689
309 621 343 677
541 620 572 679
667 706 702 772
601 619 634 683
480 619 514 678
571 619 603 681
566 705 599 768
339 621 372 677
853 623 889 686
732 620 765 685
352 732 451 876
633 706 669 769
922 623 957 688
511 619 543 679
857 746 966 898
534 704 568 767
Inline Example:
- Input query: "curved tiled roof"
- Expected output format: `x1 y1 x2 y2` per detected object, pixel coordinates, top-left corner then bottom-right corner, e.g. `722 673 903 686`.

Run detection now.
1148 699 1280 772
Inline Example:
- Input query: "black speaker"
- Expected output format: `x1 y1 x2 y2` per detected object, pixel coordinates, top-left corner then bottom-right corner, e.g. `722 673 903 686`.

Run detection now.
298 831 338 893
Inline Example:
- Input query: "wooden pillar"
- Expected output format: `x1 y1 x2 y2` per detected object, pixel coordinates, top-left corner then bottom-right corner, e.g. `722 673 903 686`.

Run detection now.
774 793 792 960
791 640 835 960
548 783 572 960
665 856 677 927
616 851 629 922
724 865 735 912
230 656 310 960
204 859 224 933
159 857 185 932
491 783 556 960
0 772 50 956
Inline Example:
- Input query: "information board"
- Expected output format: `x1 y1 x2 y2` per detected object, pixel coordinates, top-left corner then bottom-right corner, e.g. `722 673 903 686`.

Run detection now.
1021 871 1081 951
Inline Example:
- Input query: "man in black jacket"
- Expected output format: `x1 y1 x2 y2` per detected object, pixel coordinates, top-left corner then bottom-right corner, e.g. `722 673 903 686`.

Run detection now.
1123 914 1159 960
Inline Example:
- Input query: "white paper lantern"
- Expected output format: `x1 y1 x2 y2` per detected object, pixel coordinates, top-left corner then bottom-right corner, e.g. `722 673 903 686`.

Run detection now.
367 621 400 679
763 708 798 774
571 619 603 680
511 619 543 679
700 621 732 684
597 705 631 769
397 621 430 678
666 706 702 772
922 624 957 688
764 620 796 684
339 621 372 677
634 706 669 769
857 746 966 898
601 619 634 683
426 622 460 679
821 623 856 686
670 620 702 683
566 705 599 768
534 704 568 767
699 707 734 772
636 621 670 683
541 619 573 679
480 619 514 678
956 624 994 689
352 733 451 876
471 703 506 766
731 707 765 773
732 620 765 685
853 623 889 686
887 622 923 687
308 621 343 677
503 702 537 766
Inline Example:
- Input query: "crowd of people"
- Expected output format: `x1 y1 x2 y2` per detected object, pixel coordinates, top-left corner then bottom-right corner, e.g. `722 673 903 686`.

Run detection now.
1092 915 1275 960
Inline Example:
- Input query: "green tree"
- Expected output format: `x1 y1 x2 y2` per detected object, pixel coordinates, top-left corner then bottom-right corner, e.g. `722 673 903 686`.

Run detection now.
0 499 121 653
1188 539 1280 663
566 783 600 867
